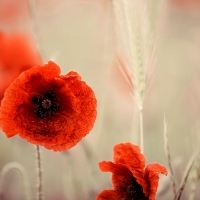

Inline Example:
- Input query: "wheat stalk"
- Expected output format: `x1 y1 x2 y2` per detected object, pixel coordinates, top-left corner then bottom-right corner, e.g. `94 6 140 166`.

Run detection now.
111 0 155 153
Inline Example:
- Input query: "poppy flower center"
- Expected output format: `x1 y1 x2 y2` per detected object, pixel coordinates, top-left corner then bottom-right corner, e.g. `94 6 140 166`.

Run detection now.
126 182 144 199
41 99 52 109
118 176 147 200
32 90 60 119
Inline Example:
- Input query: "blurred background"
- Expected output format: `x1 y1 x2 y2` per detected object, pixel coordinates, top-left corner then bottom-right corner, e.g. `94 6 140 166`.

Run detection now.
1 0 200 199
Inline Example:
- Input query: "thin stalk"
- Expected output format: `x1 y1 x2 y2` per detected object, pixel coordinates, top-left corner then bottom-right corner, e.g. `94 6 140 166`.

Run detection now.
174 151 197 200
189 180 197 200
188 123 200 200
139 107 144 154
28 0 36 20
0 162 31 200
164 118 177 196
28 0 44 62
36 145 43 200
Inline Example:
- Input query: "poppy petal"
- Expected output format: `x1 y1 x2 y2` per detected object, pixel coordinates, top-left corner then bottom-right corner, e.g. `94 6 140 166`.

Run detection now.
96 190 119 200
144 163 168 200
113 142 148 191
99 161 132 189
113 143 146 172
96 143 168 200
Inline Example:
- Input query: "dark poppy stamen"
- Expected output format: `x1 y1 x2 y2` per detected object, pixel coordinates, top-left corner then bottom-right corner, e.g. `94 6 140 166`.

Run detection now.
32 95 41 105
126 182 144 199
32 90 60 119
44 90 56 100
118 176 147 200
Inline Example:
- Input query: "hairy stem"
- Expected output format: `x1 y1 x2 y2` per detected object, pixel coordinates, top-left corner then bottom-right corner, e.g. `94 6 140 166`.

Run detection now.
36 145 43 200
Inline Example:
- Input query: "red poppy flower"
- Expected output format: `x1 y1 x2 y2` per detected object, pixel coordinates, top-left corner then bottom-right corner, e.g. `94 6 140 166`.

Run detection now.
0 61 97 151
96 143 167 200
0 31 42 102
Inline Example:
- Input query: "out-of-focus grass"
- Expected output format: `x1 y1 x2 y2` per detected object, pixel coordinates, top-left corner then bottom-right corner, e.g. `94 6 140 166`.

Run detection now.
1 0 200 199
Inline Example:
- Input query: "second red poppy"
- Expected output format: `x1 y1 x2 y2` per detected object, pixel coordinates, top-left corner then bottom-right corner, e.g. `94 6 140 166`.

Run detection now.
96 142 168 200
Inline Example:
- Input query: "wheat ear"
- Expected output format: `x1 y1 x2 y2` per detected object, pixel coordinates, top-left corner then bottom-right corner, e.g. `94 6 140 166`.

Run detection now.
111 0 155 153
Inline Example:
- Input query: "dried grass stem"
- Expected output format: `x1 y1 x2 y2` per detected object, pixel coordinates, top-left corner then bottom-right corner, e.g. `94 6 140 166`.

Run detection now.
164 118 177 196
174 152 197 200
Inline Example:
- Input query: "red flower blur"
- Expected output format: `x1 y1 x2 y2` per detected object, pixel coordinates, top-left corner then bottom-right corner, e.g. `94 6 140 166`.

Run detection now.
0 31 42 102
0 61 97 151
0 0 31 26
171 0 200 8
96 143 167 200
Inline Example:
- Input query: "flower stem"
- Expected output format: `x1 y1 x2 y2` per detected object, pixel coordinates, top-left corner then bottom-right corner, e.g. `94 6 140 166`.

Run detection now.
36 145 43 200
139 107 144 154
